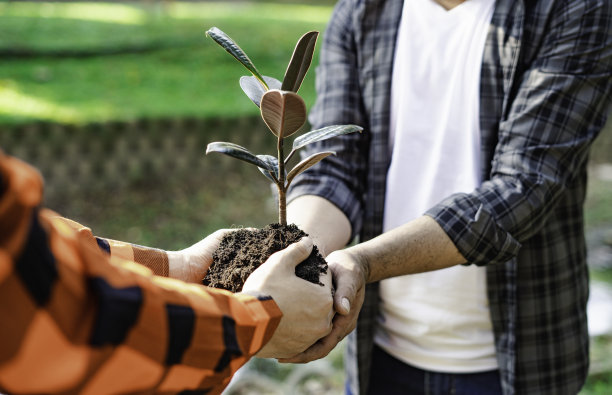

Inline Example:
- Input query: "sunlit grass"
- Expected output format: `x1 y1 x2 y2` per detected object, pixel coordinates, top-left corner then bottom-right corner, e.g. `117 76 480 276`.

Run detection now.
0 2 332 52
0 1 333 125
0 2 148 25
0 82 85 123
169 2 333 24
0 1 332 25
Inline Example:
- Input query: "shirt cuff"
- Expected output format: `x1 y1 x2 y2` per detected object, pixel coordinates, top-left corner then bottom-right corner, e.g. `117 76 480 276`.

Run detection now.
426 196 522 266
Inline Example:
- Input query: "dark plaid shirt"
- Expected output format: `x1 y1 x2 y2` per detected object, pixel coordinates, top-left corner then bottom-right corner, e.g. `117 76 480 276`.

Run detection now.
288 0 612 394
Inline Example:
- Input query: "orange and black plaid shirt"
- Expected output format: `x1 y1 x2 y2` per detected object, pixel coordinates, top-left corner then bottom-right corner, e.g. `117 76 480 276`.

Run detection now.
0 153 282 394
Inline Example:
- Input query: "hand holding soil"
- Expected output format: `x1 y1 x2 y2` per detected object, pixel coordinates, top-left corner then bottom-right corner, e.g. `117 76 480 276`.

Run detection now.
279 248 367 364
203 224 328 292
201 28 361 293
242 237 334 359
167 229 234 283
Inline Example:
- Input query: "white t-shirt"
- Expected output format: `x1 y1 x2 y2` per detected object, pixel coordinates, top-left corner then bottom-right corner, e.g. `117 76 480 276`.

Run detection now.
375 0 498 372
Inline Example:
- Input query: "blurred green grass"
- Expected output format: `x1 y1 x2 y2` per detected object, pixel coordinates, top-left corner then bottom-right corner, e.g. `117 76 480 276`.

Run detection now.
0 1 333 125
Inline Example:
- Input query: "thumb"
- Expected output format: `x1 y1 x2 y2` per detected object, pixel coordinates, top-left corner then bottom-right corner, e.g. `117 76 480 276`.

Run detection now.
274 237 313 271
329 258 356 316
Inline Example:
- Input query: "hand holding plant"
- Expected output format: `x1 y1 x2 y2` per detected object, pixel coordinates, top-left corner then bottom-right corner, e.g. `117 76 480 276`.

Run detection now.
242 237 334 359
202 27 362 292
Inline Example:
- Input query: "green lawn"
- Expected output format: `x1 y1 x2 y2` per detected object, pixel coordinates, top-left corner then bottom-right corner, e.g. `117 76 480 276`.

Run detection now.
0 1 333 125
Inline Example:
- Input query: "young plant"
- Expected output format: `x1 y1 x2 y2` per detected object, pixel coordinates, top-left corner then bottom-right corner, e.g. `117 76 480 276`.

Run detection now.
205 27 362 225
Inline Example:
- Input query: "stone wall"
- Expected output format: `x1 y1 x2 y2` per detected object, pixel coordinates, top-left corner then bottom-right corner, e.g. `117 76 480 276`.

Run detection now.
0 117 273 208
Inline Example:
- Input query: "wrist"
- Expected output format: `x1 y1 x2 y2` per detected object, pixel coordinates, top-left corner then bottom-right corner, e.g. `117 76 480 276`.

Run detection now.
344 245 370 284
167 250 192 281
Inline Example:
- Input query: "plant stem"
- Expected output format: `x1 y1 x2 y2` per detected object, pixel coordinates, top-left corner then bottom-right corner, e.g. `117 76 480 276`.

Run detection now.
277 137 287 225
278 186 287 226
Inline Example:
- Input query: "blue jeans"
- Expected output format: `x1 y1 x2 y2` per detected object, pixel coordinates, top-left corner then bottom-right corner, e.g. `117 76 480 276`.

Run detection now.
349 345 503 395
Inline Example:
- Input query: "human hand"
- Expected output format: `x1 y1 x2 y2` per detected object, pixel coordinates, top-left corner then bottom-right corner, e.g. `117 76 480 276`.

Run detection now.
242 237 334 359
278 247 368 363
168 229 232 283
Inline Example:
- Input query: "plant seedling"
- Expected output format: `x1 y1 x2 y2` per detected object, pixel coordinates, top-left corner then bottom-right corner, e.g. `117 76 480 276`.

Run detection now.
202 27 362 292
205 27 362 225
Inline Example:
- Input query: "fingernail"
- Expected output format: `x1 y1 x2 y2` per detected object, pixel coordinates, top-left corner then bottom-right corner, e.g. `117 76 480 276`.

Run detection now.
341 297 351 313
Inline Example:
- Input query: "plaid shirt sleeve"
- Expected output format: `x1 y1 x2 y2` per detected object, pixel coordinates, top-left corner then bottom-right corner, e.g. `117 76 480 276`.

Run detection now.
103 238 170 276
0 154 282 394
51 216 172 278
426 0 612 265
287 0 370 240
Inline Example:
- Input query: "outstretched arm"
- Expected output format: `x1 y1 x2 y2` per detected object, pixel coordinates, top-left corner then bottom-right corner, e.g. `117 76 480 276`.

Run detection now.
0 154 330 394
281 212 466 363
58 217 231 284
287 195 352 257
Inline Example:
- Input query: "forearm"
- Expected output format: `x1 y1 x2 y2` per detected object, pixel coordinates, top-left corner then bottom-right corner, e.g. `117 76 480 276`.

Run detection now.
167 250 191 280
95 236 171 277
278 215 465 364
348 215 466 283
94 230 225 283
287 195 352 257
0 155 282 393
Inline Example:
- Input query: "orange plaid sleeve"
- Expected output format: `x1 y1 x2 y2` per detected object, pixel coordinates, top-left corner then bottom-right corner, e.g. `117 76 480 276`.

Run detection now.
0 154 282 395
51 216 171 278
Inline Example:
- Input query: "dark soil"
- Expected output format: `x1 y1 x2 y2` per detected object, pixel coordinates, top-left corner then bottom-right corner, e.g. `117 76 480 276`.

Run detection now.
203 223 328 293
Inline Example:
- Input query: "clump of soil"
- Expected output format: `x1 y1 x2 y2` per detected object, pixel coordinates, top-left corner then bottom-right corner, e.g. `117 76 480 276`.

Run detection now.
203 223 327 292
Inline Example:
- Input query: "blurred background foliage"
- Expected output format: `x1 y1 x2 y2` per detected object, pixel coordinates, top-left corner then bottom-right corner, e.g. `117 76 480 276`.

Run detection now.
0 1 611 394
0 0 335 245
0 0 332 124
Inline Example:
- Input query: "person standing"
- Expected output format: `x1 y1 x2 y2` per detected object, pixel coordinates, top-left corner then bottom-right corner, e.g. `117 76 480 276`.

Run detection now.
284 0 612 394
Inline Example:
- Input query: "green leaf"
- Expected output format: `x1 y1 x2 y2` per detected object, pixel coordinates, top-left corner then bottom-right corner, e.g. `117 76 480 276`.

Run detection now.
206 142 269 169
240 75 282 107
291 124 363 152
206 27 268 89
260 89 307 138
281 31 319 92
256 154 281 183
286 151 335 187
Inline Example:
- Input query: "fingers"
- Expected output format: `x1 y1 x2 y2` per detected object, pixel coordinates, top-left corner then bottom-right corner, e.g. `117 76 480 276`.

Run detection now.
335 290 352 316
247 235 334 359
206 228 231 244
327 253 358 315
272 237 314 270
278 312 352 364
211 228 231 237
276 251 366 363
277 335 334 363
